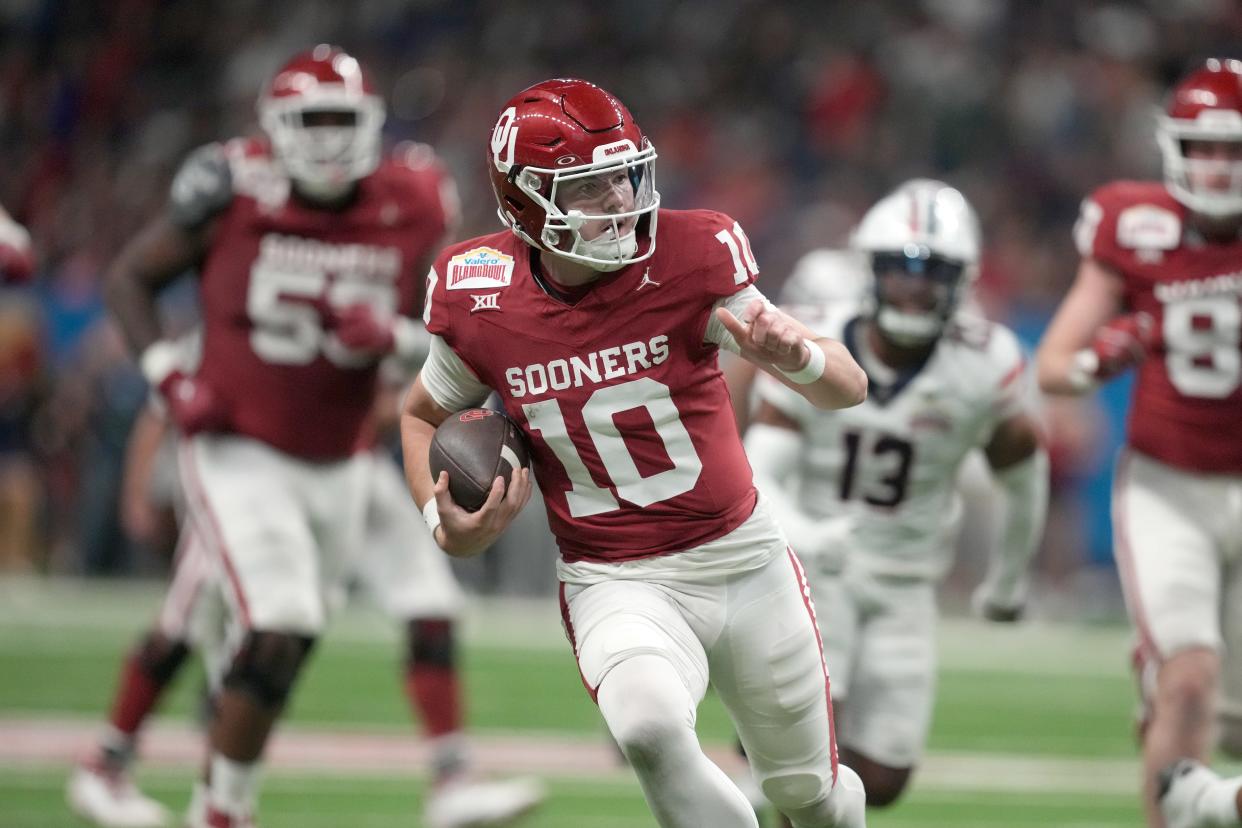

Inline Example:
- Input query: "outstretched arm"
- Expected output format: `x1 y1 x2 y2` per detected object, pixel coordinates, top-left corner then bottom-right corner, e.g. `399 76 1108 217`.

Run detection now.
712 294 867 410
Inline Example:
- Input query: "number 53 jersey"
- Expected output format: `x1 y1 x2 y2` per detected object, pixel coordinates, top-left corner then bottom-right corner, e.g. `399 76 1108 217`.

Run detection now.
423 209 764 564
1075 181 1242 473
758 306 1033 581
186 138 455 460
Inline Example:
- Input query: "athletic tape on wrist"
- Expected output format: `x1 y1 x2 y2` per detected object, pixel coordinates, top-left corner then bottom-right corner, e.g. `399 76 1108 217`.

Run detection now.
421 498 442 537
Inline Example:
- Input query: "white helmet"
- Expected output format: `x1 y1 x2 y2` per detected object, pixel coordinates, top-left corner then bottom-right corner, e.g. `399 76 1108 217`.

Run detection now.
258 45 386 200
851 179 981 346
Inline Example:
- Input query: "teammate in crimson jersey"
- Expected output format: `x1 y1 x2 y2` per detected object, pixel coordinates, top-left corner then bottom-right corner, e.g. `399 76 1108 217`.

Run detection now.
401 78 869 828
93 46 460 828
1037 59 1242 828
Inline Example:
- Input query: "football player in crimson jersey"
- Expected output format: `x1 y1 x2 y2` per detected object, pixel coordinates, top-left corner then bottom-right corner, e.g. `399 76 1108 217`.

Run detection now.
401 78 868 828
90 46 469 828
1036 59 1242 828
68 387 545 828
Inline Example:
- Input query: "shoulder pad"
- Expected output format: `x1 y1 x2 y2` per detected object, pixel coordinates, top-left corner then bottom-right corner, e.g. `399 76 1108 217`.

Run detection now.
1076 181 1181 261
169 143 233 229
677 210 760 298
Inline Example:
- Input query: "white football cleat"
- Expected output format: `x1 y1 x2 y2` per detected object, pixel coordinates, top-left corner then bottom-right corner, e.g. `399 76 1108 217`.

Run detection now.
424 776 545 828
1160 759 1221 828
66 763 170 828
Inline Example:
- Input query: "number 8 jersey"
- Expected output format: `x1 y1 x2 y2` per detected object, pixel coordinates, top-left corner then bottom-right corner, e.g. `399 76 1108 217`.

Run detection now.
422 209 762 563
1075 181 1242 472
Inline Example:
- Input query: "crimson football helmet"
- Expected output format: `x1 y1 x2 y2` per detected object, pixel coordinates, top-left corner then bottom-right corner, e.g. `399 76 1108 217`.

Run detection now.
1157 58 1242 217
258 45 385 199
488 78 659 272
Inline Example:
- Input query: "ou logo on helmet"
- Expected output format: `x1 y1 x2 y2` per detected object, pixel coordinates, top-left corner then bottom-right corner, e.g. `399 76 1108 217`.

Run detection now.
491 107 519 173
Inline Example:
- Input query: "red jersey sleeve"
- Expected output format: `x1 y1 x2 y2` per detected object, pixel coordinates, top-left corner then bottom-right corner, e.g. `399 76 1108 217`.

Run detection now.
689 210 762 299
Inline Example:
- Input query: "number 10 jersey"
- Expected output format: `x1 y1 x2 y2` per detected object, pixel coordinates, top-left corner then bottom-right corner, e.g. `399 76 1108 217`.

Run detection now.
422 209 762 564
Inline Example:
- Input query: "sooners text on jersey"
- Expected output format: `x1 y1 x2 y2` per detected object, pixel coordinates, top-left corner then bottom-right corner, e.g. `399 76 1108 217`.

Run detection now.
1077 181 1242 472
190 138 452 459
425 209 760 563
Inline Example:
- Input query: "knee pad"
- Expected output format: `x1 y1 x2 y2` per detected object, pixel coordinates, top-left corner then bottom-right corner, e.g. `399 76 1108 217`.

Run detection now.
136 632 190 684
222 631 315 709
826 764 867 828
762 764 866 828
761 769 830 814
599 659 696 769
406 618 455 670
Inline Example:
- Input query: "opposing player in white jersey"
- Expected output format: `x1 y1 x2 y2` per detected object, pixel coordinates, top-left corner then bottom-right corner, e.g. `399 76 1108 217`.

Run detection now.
745 180 1049 809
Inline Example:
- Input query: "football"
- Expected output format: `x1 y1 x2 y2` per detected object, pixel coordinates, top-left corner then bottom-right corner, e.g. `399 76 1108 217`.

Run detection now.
428 408 531 512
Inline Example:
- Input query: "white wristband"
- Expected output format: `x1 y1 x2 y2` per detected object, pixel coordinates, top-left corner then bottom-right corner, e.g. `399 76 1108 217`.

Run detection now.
421 498 442 538
1067 349 1099 393
778 339 825 385
139 340 183 386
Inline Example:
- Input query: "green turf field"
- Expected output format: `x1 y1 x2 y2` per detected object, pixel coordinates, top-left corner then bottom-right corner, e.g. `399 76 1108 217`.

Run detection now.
0 578 1151 826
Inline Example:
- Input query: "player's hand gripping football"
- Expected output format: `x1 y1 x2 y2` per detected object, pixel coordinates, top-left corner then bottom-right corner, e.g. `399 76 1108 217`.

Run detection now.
430 467 534 557
716 298 811 374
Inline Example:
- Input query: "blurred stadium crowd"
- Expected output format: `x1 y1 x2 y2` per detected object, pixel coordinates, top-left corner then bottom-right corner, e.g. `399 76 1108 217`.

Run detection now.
0 0 1239 606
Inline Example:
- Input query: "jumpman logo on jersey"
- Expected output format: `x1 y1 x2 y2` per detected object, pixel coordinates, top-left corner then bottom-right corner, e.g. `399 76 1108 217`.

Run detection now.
636 268 661 291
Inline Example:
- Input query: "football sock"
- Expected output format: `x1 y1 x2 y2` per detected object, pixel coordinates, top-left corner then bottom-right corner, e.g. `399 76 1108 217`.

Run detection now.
209 753 259 816
405 618 462 737
598 655 759 828
97 724 136 772
405 618 466 781
100 649 174 769
427 733 470 784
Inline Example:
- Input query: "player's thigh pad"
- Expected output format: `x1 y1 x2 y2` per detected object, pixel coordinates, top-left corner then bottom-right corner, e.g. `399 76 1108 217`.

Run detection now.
835 573 936 768
1114 451 1227 658
561 579 711 705
357 453 463 620
180 435 361 634
710 550 837 805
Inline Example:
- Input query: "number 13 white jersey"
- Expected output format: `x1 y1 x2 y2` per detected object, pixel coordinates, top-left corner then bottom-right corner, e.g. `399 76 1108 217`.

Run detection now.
758 304 1033 580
